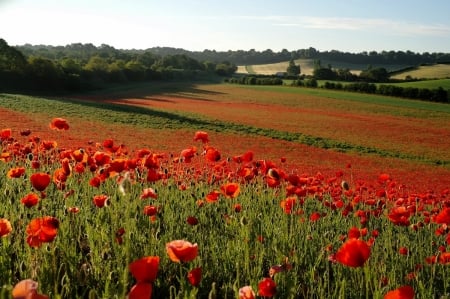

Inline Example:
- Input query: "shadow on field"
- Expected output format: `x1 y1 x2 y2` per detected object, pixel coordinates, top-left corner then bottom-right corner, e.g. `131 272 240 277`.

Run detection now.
70 81 226 103
49 93 226 130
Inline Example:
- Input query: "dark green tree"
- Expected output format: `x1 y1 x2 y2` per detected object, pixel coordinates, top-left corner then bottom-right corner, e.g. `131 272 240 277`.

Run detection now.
286 59 300 76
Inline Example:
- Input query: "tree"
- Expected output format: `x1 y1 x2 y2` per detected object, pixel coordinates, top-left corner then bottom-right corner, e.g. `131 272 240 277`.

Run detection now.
286 59 300 76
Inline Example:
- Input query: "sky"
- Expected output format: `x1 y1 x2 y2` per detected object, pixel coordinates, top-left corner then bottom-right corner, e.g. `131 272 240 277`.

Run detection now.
1 0 450 53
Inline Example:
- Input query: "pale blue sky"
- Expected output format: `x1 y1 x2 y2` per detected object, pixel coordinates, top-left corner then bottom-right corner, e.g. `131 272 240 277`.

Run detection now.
1 0 449 53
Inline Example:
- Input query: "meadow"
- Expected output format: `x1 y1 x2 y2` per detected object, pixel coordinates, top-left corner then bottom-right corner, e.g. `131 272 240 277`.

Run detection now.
0 83 450 298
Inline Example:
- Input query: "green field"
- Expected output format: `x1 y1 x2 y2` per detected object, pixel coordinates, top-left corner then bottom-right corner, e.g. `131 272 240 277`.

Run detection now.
238 59 410 76
391 64 450 80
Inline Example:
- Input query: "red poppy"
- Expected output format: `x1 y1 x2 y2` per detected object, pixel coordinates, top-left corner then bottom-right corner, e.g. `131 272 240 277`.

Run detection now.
399 247 409 256
280 197 296 214
187 267 202 287
239 286 256 299
128 282 152 299
310 212 321 222
439 252 450 265
166 240 198 263
258 277 277 297
26 216 59 248
49 118 69 130
30 173 51 191
7 167 26 178
220 182 240 198
204 146 221 162
233 151 254 163
434 207 450 225
20 129 31 136
347 226 361 239
143 205 158 216
335 238 371 268
180 147 197 163
205 190 221 203
378 173 391 183
186 216 199 226
0 218 12 237
93 194 109 208
140 188 158 199
0 128 11 141
384 285 414 299
388 206 411 226
128 256 159 299
129 256 160 282
12 279 49 299
193 131 209 143
234 203 242 213
21 193 40 208
89 176 101 188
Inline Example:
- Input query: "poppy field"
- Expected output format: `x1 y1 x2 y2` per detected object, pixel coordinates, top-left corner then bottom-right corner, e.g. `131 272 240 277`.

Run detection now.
0 83 450 299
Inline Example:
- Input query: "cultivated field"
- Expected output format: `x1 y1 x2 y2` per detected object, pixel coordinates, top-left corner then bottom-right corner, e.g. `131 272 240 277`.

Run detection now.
0 83 449 298
391 64 450 80
238 59 410 76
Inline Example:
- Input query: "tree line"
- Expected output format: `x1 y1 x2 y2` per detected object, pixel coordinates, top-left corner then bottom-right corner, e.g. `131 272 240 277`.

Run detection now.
13 42 450 67
0 39 237 92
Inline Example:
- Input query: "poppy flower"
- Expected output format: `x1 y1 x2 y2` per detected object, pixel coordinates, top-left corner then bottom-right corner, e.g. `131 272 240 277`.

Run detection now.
204 146 221 162
21 193 40 208
89 176 101 188
220 182 240 199
335 238 371 268
143 205 158 216
128 282 152 299
280 197 296 214
399 247 409 256
49 118 69 130
310 212 321 222
12 279 49 299
187 267 202 287
233 151 254 163
180 147 197 163
166 240 198 263
186 216 199 226
129 256 160 283
140 188 158 199
258 277 277 297
388 206 411 226
193 131 209 143
205 190 221 203
26 216 59 248
30 173 51 191
20 129 31 136
0 218 12 237
128 256 159 299
0 128 11 141
384 285 414 299
239 286 256 299
434 207 450 225
439 252 450 265
7 167 26 178
93 195 109 208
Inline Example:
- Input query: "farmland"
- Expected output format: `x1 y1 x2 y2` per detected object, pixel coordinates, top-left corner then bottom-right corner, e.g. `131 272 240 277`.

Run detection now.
238 58 411 76
1 83 450 298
